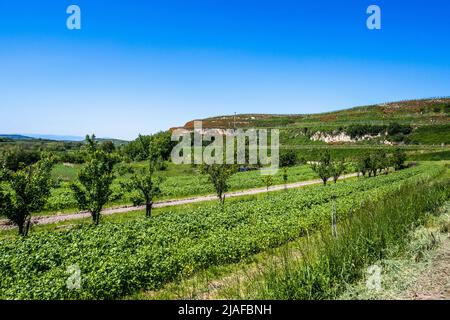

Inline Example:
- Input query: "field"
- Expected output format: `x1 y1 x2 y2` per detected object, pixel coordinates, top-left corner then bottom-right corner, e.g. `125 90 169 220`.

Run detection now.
1 98 450 301
37 163 318 215
1 162 448 299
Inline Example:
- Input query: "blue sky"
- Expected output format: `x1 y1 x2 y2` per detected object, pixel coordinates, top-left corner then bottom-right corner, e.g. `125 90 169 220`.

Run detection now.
0 0 449 140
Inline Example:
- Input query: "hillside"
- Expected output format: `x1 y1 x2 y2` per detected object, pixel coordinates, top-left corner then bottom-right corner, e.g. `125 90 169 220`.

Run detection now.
177 98 450 146
0 134 36 141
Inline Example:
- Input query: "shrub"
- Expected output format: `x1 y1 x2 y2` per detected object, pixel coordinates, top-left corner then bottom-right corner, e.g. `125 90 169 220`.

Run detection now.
280 150 298 167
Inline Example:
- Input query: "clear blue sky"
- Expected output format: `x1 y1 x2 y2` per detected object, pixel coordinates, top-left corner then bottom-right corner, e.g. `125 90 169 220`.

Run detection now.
1 0 449 140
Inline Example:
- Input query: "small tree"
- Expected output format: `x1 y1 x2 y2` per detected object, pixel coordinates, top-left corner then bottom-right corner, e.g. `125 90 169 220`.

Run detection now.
357 154 370 177
124 141 163 218
127 163 162 218
367 152 384 177
392 148 406 171
201 164 237 204
282 168 288 190
261 175 273 192
0 155 54 236
100 140 116 154
311 150 332 185
280 150 298 167
330 161 345 183
71 135 117 225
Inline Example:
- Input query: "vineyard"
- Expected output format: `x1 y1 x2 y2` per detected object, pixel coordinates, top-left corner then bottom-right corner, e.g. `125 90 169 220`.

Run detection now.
0 163 446 299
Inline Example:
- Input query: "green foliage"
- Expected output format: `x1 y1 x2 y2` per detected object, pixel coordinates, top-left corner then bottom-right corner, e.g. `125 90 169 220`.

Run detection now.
409 124 450 145
124 162 162 218
346 124 386 139
330 161 345 183
0 164 444 299
99 140 116 154
445 104 450 114
408 150 450 161
201 164 237 204
345 123 412 140
356 149 403 177
242 171 450 300
70 135 117 225
261 175 274 192
0 155 54 236
392 148 406 171
279 150 298 167
32 164 317 214
0 147 41 171
386 122 413 136
122 131 174 162
311 150 332 185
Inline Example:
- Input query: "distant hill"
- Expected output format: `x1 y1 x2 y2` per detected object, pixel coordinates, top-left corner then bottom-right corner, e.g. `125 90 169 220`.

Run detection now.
0 134 129 145
25 134 85 142
178 98 450 130
95 138 129 146
0 134 35 141
175 98 450 146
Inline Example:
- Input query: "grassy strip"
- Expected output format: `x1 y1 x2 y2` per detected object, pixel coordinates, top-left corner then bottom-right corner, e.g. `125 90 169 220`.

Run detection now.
233 172 450 299
339 202 450 300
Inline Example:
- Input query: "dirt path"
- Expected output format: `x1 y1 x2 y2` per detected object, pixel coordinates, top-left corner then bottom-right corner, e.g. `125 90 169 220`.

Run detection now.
0 173 358 230
401 235 450 300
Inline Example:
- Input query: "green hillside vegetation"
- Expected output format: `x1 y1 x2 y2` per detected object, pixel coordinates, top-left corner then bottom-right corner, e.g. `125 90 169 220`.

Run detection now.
184 98 450 147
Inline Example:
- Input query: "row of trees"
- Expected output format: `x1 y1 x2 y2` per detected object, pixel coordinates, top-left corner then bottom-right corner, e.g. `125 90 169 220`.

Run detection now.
310 151 347 185
0 134 242 236
0 131 175 170
0 135 164 236
357 148 406 177
311 148 407 185
66 135 164 225
1 132 408 235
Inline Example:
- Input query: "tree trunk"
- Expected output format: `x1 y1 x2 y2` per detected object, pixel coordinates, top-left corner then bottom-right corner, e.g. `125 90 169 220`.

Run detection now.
24 217 31 237
18 214 30 237
92 211 100 225
145 201 153 218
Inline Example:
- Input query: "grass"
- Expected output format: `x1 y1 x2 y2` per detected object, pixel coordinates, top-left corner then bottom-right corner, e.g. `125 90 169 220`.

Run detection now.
409 124 450 145
223 170 450 300
30 163 318 217
1 165 437 299
0 174 360 240
340 202 450 300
